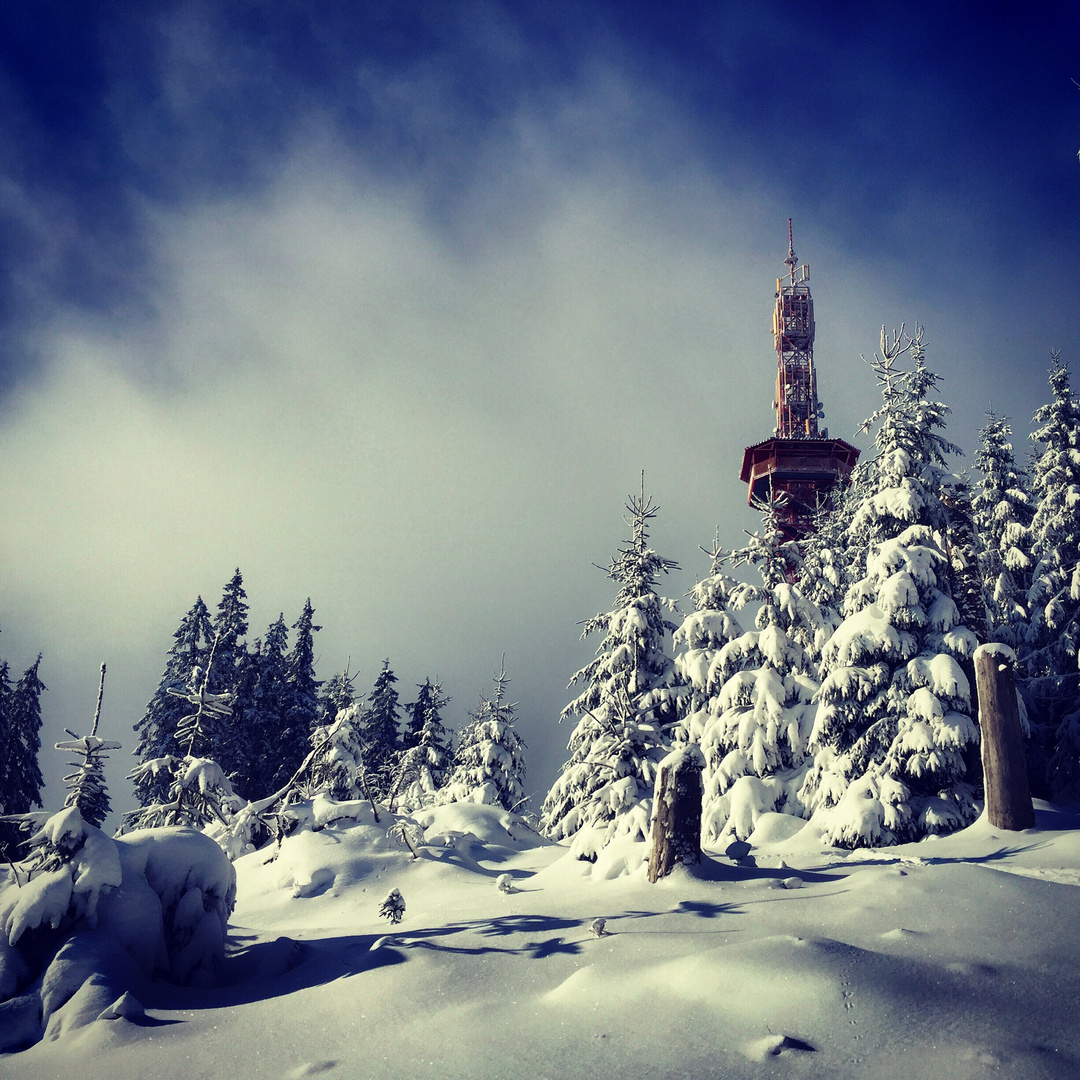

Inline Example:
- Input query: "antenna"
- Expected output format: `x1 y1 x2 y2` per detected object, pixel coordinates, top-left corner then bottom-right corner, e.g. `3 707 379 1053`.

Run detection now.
784 218 798 285
739 223 860 542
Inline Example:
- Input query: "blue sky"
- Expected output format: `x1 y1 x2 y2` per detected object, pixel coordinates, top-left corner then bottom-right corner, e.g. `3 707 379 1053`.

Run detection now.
1 1 1077 812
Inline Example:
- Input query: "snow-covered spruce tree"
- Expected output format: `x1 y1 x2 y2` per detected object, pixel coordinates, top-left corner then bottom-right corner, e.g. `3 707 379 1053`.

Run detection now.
1026 352 1080 799
266 599 322 792
798 483 858 654
0 666 123 967
132 596 214 806
971 411 1034 646
0 655 46 860
304 699 367 802
800 327 981 847
1 671 236 1037
441 664 527 811
540 483 681 861
124 638 242 833
57 665 121 830
243 614 290 797
690 504 823 842
208 570 254 794
939 480 989 648
395 678 453 810
318 667 358 728
360 660 403 800
672 536 752 748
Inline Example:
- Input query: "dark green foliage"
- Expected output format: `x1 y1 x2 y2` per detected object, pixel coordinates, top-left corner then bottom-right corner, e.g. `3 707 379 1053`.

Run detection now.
395 678 453 806
0 655 47 859
133 596 214 806
361 660 402 799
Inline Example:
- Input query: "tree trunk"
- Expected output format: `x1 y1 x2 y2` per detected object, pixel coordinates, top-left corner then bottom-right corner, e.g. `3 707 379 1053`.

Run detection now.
648 744 704 883
975 646 1035 831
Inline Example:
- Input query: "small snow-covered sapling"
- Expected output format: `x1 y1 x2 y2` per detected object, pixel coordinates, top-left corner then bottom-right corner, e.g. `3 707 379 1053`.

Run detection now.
496 873 516 893
379 888 405 924
590 917 609 937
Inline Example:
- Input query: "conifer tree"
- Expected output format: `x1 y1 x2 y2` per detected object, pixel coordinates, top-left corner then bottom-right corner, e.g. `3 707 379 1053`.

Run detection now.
133 597 214 805
800 327 981 847
360 661 403 799
694 505 823 842
672 539 750 743
206 571 251 773
1026 352 1080 798
126 637 241 832
268 599 321 792
6 666 123 922
247 615 290 795
318 667 358 728
0 660 10 817
541 481 680 860
8 654 47 803
209 570 250 691
304 700 368 802
0 657 47 860
59 665 122 829
972 411 1034 645
441 665 526 811
396 678 453 809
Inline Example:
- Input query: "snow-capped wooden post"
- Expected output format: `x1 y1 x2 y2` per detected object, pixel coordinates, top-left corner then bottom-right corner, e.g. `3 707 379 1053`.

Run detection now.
648 743 704 883
974 643 1035 831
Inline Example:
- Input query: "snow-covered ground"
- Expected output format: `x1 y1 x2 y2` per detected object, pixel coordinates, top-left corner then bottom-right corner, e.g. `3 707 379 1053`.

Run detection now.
7 800 1080 1080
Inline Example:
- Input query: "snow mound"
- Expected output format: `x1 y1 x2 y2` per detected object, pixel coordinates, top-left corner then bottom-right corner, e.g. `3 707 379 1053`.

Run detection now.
0 825 235 1052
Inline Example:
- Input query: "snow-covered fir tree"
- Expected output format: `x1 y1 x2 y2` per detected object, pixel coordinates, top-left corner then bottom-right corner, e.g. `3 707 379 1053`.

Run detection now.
441 664 526 811
691 505 823 842
132 596 214 805
317 667 358 728
0 654 46 860
304 700 367 802
395 678 453 810
208 571 249 706
360 660 403 800
1026 352 1080 799
541 482 681 860
245 614 290 796
272 599 322 791
58 666 122 829
126 640 241 832
797 486 857 654
672 537 751 745
1 673 123 941
971 410 1034 645
800 327 981 847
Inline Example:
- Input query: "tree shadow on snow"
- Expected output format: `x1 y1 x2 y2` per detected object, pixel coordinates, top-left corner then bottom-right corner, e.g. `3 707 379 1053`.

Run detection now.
811 842 1049 875
141 932 406 1013
682 853 846 888
387 913 587 958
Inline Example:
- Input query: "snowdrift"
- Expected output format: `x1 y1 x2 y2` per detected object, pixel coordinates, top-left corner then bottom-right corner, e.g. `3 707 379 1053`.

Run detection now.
4 801 1080 1079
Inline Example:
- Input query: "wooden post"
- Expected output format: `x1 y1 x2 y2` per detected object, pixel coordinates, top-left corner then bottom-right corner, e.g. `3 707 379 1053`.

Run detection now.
974 644 1035 831
648 744 704 883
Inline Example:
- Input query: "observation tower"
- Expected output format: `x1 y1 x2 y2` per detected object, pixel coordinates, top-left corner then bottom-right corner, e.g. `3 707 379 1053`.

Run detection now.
739 222 859 541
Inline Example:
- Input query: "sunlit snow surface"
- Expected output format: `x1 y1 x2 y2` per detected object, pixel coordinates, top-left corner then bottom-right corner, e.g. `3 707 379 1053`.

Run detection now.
8 801 1080 1080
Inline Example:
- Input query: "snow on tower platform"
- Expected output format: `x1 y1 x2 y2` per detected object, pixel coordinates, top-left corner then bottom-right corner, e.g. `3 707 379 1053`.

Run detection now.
739 222 859 541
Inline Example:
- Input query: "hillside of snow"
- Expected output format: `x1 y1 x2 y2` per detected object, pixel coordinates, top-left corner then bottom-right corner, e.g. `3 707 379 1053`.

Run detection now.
6 800 1080 1080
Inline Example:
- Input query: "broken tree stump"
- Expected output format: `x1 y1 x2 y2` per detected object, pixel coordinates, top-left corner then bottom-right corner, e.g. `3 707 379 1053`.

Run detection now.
974 643 1035 832
648 743 704 883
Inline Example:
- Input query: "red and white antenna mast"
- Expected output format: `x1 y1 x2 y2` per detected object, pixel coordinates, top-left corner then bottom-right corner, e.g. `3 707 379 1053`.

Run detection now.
739 222 860 541
772 218 820 439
